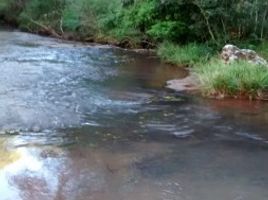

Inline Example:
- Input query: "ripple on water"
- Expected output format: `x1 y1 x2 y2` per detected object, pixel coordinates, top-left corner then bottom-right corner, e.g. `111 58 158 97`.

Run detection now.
0 31 149 132
0 31 268 200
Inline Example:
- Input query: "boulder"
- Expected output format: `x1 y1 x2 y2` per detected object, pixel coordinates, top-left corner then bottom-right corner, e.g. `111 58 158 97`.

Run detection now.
220 44 267 65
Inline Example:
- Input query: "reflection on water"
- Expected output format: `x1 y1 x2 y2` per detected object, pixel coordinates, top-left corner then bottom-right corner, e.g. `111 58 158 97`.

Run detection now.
1 136 268 200
0 31 268 200
0 138 20 169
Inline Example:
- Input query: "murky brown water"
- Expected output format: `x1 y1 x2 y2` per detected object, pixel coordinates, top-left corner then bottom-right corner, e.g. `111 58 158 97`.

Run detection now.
0 31 268 200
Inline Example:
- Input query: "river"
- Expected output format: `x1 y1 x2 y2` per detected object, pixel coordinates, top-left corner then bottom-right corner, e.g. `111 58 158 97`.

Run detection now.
0 30 268 200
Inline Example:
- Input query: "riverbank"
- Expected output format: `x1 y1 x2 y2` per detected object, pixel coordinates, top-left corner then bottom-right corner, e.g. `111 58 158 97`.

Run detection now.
157 41 268 100
3 24 268 101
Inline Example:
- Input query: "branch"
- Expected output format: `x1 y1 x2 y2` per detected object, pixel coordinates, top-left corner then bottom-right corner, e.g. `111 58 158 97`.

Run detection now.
25 15 62 38
193 0 216 42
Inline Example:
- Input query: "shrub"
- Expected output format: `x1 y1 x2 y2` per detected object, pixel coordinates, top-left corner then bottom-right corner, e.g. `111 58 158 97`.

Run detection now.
146 21 186 42
62 1 82 32
18 0 65 32
0 0 26 25
127 0 156 31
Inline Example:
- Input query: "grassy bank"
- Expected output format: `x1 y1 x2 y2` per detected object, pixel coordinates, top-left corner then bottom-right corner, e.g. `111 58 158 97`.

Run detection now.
157 41 268 100
196 60 268 100
157 42 213 66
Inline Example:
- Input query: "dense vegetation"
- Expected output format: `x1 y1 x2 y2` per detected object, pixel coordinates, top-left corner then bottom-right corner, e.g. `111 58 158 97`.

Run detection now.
1 0 268 46
0 0 268 99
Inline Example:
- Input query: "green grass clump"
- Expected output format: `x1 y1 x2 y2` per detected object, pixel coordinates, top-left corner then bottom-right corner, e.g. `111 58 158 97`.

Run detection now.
196 59 268 99
255 41 268 60
157 42 212 66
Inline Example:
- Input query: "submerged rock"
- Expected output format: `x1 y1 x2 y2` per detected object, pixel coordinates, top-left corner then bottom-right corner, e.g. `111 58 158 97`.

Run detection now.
220 44 267 65
166 75 199 92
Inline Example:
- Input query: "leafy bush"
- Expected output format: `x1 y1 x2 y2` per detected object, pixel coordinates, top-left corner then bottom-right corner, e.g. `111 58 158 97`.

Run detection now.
63 0 123 39
0 0 8 10
1 0 268 47
127 0 156 31
18 0 64 32
0 0 26 24
62 1 81 32
147 21 186 42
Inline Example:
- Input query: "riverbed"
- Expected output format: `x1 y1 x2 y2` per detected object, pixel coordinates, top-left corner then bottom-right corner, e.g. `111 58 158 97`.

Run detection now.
0 31 268 200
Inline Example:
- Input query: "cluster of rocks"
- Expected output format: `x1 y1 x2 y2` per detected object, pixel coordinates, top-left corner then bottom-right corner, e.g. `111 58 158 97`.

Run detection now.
220 44 267 66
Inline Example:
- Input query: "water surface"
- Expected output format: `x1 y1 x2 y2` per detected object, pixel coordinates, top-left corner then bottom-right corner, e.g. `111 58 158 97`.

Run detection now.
0 31 268 200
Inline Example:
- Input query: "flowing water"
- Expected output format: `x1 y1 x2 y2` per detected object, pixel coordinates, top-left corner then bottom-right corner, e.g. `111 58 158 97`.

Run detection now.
0 30 268 200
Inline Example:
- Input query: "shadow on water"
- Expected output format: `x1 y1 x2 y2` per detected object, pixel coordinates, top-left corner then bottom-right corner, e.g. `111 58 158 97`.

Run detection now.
0 31 268 200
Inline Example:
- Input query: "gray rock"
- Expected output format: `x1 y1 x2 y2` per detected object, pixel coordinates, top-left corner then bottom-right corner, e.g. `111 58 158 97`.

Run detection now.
166 75 199 92
220 44 267 65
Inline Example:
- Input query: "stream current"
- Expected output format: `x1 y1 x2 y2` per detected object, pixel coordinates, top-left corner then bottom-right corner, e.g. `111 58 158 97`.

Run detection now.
0 31 268 200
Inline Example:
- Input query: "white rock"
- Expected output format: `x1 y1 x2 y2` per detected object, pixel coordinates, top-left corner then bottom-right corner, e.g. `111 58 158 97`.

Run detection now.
220 44 267 66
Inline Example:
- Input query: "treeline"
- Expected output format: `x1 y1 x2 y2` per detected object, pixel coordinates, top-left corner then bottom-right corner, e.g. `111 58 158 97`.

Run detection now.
0 0 268 48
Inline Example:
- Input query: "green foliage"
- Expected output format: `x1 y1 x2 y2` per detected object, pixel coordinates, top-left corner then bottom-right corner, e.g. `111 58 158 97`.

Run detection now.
0 0 26 24
127 0 156 30
18 0 65 32
62 1 81 32
62 0 97 37
196 59 268 99
157 42 212 65
62 0 123 39
0 0 8 10
0 0 268 47
192 0 268 42
255 41 268 60
147 21 186 41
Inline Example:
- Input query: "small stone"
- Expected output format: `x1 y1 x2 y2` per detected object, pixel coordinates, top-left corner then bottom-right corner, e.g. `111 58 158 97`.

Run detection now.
166 75 199 92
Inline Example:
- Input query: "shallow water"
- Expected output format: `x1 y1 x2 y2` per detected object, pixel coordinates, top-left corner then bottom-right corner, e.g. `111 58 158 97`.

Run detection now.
0 31 268 200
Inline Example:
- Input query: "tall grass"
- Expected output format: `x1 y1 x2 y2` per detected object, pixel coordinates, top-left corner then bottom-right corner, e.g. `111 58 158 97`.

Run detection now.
255 41 268 60
157 42 212 66
196 59 268 99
